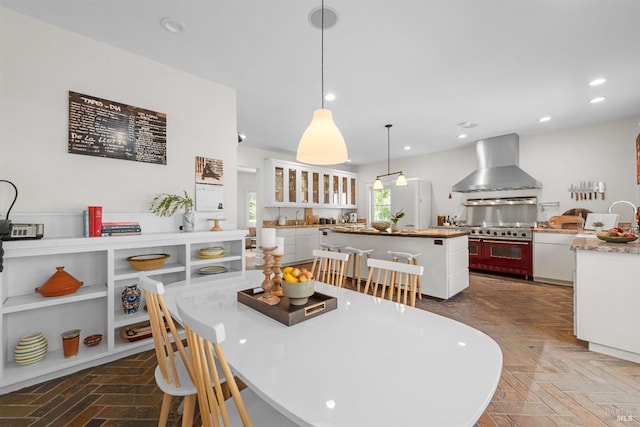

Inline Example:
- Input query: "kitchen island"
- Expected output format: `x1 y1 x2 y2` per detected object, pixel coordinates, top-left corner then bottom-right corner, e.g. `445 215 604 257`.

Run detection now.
572 235 640 363
321 227 469 299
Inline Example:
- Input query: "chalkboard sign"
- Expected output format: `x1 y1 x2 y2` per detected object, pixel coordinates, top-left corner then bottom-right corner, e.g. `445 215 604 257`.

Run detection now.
68 91 167 165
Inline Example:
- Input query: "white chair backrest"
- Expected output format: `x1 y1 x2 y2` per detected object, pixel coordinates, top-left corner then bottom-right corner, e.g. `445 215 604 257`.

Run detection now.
138 274 193 388
364 258 424 307
176 295 252 427
310 249 349 287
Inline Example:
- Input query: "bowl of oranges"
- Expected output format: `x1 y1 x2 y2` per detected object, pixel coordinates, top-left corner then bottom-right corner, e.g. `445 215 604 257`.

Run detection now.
281 267 314 305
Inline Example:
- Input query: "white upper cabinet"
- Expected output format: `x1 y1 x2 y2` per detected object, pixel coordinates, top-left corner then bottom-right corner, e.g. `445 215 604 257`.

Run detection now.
264 159 357 208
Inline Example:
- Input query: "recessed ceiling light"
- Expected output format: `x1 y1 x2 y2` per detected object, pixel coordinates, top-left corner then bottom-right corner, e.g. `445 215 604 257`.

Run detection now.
457 122 478 129
346 158 352 162
539 116 551 122
403 146 411 150
324 93 336 101
589 96 606 104
160 17 186 34
457 134 467 139
589 78 607 86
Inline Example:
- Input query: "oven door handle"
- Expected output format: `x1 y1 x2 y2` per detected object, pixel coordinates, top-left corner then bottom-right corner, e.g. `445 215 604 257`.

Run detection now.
483 239 530 245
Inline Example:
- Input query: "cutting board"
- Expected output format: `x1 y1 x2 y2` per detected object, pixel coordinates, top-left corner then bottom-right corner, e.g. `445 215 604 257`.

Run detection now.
583 213 619 230
548 215 583 229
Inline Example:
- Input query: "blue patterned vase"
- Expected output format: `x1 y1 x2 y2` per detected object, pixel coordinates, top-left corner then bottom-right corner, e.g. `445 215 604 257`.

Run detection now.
121 284 141 314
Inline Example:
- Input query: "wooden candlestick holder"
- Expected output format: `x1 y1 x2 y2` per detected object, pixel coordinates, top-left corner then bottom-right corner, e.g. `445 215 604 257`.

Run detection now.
272 253 285 296
258 246 280 305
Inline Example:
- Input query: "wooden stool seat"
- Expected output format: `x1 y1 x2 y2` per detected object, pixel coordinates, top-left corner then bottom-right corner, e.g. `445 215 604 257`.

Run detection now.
388 251 423 299
344 246 374 292
320 243 343 252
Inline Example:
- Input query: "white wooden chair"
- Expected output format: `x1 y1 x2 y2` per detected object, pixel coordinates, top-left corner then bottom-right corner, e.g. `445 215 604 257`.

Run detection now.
310 249 349 286
175 295 298 427
363 258 424 307
388 250 423 299
138 275 197 427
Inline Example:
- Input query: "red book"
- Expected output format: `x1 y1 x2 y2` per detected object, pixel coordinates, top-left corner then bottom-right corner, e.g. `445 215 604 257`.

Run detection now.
93 206 103 237
88 206 96 237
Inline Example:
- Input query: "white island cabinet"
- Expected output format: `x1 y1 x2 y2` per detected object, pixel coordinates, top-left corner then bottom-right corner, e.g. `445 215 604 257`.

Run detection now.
321 228 468 299
572 235 640 363
0 230 247 394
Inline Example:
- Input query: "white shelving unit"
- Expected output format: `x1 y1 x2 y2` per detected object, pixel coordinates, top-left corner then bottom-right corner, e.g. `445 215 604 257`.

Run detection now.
0 230 247 394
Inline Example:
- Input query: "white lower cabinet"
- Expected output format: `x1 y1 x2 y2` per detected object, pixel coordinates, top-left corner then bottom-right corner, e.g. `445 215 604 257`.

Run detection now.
533 232 575 286
0 230 246 394
275 227 322 265
295 227 321 262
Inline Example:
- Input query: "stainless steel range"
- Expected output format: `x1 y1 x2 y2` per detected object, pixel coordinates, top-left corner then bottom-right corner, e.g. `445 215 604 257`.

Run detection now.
458 197 537 279
463 226 532 241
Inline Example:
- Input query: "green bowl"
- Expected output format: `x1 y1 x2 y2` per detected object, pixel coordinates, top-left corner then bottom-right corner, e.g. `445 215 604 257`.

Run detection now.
596 235 638 243
281 280 315 305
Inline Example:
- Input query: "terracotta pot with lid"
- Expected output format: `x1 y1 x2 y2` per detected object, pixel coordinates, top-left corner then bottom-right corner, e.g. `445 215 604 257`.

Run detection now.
35 266 83 297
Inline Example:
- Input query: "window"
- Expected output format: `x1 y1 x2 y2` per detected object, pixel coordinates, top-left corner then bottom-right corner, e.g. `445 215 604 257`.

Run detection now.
372 188 391 220
246 191 256 226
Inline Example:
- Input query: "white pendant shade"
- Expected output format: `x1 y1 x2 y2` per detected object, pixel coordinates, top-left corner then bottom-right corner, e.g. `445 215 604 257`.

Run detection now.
373 179 384 190
396 173 408 186
297 108 348 165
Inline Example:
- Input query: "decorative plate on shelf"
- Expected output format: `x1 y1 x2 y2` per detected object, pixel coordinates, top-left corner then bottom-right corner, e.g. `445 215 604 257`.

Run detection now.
596 235 638 243
197 252 226 259
198 266 228 275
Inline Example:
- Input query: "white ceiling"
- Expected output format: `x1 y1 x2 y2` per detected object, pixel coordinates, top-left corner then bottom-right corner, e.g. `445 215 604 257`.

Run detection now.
2 0 639 166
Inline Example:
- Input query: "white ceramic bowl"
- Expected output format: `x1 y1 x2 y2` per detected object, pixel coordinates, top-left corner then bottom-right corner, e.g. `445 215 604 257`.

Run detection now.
281 280 315 306
200 246 225 256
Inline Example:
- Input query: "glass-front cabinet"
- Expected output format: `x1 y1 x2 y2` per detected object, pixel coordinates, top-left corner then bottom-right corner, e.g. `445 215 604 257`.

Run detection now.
264 159 357 208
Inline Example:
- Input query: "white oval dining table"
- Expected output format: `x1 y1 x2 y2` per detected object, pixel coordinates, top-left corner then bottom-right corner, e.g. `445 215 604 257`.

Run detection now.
163 270 502 427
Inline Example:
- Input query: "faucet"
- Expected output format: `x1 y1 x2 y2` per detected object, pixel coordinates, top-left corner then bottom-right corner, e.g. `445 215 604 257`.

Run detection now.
608 200 638 232
295 210 301 225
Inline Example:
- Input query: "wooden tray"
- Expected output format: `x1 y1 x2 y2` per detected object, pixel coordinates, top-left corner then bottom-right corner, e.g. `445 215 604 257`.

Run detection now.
237 288 337 326
120 319 170 342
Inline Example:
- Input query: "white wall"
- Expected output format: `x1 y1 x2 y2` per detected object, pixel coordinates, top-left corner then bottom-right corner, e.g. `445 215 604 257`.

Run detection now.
356 116 640 225
0 9 238 232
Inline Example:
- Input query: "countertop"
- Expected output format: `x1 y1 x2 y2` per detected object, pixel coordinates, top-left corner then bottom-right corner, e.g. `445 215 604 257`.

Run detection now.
263 223 363 229
533 227 581 234
571 235 640 254
327 227 468 238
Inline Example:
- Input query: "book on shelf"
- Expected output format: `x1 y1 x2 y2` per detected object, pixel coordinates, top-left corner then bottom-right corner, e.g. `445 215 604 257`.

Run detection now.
102 230 142 236
93 206 102 237
102 225 141 232
86 206 103 237
82 210 89 237
102 221 140 226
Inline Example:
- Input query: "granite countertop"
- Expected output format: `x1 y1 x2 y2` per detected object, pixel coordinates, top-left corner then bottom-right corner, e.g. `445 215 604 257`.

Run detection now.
533 227 581 234
263 224 363 229
328 227 468 238
571 236 640 254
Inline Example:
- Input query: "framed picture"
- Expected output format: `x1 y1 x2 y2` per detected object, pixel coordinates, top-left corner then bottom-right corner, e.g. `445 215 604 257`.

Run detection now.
196 156 223 185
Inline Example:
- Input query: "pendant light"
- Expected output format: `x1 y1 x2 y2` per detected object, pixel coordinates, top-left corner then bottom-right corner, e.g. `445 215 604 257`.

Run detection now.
373 124 408 189
296 0 348 165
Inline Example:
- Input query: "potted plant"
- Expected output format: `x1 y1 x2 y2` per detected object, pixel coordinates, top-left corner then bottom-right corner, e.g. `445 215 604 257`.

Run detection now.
149 191 195 231
390 209 405 231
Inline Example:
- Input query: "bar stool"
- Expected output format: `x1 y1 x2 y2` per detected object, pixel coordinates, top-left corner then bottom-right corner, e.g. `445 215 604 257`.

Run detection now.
343 247 375 292
320 243 343 252
388 251 423 299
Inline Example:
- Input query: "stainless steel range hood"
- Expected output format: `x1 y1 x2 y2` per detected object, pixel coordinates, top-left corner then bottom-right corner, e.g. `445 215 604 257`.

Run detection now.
452 133 542 192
